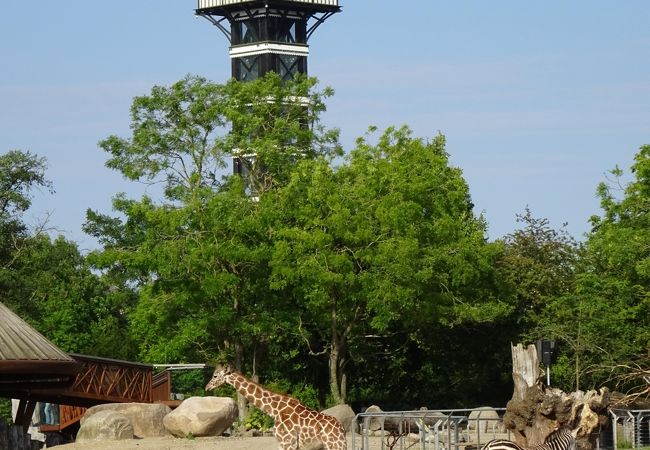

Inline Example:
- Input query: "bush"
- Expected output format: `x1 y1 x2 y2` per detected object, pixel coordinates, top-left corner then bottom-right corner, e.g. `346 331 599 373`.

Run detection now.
243 406 274 431
0 399 12 425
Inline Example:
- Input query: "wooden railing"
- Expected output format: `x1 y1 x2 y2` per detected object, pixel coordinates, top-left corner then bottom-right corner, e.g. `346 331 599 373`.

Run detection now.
58 405 87 430
67 354 152 404
38 355 164 432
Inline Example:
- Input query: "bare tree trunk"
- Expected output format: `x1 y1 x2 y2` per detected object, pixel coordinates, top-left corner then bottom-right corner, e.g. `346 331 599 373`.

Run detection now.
503 343 610 450
511 343 540 402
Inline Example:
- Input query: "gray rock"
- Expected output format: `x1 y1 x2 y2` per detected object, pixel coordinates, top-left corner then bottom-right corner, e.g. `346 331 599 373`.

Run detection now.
163 396 237 438
82 403 171 438
467 406 500 433
322 404 355 432
362 405 384 432
77 410 134 442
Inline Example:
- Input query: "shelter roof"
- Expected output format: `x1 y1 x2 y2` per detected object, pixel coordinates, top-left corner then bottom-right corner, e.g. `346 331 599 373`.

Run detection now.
0 301 80 392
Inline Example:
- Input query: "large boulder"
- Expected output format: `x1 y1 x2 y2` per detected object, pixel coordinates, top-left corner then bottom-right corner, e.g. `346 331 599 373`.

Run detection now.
322 404 356 432
467 406 500 433
77 410 134 442
362 405 384 432
163 396 237 438
82 403 171 438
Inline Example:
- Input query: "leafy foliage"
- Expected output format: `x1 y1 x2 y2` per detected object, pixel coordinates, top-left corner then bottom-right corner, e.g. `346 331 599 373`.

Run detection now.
0 399 11 425
0 149 136 360
7 75 650 415
242 406 274 431
1 150 52 286
569 145 650 391
265 126 507 404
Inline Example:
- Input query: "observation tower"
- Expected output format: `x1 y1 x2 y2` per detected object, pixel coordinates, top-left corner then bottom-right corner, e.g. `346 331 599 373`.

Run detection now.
195 0 341 81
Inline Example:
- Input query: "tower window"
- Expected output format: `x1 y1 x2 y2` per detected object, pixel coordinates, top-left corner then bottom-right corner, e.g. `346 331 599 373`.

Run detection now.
277 55 300 81
241 21 258 43
275 19 297 43
238 56 260 81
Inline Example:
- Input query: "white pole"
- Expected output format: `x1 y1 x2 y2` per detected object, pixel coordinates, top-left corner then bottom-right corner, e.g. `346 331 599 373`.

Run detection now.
546 366 551 386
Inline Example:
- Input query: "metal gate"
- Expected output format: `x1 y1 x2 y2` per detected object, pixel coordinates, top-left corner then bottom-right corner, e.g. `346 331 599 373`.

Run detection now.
602 410 650 450
351 408 509 450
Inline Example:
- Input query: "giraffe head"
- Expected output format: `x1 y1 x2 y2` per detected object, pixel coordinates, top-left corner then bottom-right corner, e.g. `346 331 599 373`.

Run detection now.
205 364 234 391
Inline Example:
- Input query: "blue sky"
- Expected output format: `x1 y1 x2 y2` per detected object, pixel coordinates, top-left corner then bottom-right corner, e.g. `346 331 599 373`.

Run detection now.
2 1 649 251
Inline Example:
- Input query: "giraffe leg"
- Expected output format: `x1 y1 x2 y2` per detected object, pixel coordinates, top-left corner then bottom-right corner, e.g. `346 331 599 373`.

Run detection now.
275 426 297 450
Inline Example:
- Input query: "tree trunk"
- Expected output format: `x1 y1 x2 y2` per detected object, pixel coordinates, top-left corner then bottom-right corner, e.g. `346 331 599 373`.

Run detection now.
328 293 347 405
329 344 346 405
503 343 610 450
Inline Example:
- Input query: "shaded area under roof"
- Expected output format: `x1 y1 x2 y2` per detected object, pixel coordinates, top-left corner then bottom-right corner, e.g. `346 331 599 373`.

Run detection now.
0 301 81 392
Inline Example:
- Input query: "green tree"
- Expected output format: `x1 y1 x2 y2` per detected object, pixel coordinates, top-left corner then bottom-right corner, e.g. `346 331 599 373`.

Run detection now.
529 146 650 392
85 74 339 375
497 208 580 339
265 126 508 404
87 75 514 409
7 233 137 358
0 150 52 223
567 145 650 390
0 149 135 359
99 73 339 201
0 150 53 282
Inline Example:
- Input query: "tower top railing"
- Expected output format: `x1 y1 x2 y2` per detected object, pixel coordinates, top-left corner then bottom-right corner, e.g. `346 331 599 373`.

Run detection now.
197 0 339 8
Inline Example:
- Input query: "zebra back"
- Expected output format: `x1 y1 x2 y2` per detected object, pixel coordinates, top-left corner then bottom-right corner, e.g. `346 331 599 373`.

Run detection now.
532 428 576 450
481 439 525 450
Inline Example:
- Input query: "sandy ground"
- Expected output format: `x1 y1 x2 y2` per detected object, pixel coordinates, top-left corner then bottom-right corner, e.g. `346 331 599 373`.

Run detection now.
53 433 377 449
54 435 280 450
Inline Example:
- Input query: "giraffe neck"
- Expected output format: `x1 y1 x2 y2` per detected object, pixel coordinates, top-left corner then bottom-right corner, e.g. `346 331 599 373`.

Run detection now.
227 372 286 419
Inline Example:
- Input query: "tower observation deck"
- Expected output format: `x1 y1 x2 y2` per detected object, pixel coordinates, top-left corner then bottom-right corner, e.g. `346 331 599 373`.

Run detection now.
195 0 341 81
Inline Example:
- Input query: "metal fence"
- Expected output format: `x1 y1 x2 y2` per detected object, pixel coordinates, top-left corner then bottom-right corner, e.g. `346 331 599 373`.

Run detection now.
350 407 650 450
600 410 650 450
351 408 510 450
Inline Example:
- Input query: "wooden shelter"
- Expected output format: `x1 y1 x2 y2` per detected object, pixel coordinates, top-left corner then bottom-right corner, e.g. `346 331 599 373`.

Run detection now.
0 302 177 432
0 301 81 429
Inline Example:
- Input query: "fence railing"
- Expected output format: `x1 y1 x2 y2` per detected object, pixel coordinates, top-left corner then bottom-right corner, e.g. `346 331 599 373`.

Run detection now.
197 0 339 9
351 408 510 450
351 407 650 450
604 409 650 450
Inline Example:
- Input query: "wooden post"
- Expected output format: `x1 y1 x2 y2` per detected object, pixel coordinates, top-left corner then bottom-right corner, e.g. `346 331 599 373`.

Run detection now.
13 399 37 433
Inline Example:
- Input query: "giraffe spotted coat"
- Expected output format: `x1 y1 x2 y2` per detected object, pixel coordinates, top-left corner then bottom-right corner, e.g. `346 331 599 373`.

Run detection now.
206 365 347 450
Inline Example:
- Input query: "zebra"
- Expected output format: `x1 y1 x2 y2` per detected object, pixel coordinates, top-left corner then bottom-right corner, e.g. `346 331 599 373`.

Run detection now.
481 428 576 450
532 428 577 450
480 439 524 450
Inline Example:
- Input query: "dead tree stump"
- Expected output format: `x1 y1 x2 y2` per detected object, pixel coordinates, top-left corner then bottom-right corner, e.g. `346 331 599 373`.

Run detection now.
503 343 610 450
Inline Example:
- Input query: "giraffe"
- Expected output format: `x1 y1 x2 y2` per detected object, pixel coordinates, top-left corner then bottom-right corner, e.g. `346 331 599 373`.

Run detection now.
205 364 347 450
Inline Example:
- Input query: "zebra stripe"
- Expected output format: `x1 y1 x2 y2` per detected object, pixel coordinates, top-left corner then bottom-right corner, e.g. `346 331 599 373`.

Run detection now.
532 428 576 450
481 439 524 450
481 429 575 450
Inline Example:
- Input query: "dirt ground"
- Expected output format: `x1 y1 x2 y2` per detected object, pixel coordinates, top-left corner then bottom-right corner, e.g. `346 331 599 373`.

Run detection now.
55 435 280 450
53 433 375 449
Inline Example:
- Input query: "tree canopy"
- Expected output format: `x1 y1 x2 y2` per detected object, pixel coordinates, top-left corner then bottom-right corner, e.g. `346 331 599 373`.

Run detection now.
4 76 650 414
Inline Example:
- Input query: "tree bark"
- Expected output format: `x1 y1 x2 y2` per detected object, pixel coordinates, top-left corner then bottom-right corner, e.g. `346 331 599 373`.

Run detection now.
503 343 610 450
329 344 346 405
328 294 347 405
